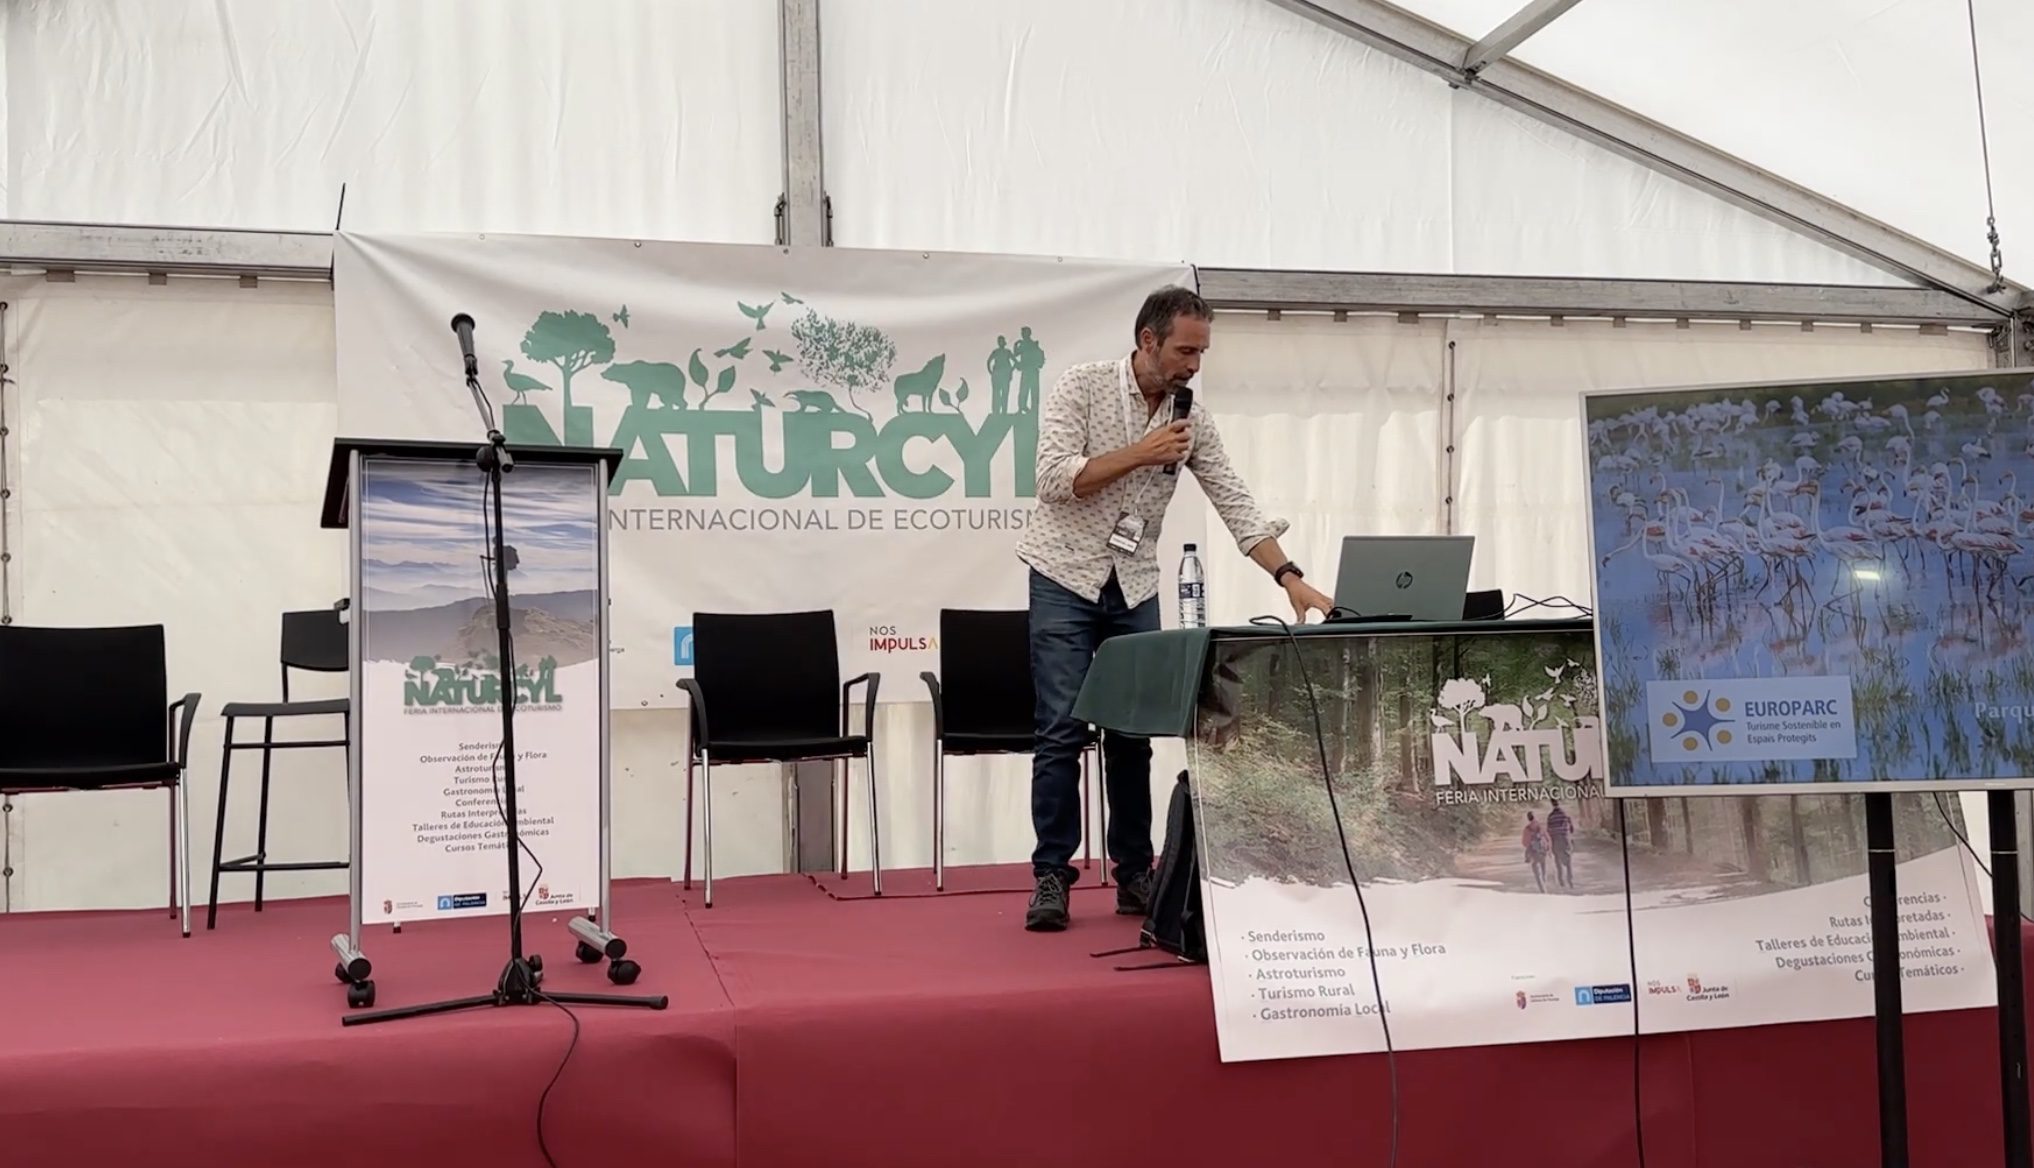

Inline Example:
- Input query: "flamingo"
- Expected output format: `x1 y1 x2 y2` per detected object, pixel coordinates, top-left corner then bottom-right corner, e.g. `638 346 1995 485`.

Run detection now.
1807 482 1882 565
1601 522 1695 595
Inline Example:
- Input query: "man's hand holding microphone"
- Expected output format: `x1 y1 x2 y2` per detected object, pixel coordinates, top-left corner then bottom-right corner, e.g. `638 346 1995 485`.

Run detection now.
1153 386 1196 475
1135 419 1192 469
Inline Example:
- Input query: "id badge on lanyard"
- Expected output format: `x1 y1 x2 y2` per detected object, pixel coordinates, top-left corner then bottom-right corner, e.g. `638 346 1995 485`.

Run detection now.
1107 357 1155 556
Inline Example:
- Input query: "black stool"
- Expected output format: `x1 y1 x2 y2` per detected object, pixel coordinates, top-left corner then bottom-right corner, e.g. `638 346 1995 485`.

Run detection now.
206 609 350 929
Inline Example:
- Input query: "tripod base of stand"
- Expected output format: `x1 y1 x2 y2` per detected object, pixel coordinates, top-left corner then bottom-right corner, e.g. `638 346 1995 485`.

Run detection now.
341 953 668 1026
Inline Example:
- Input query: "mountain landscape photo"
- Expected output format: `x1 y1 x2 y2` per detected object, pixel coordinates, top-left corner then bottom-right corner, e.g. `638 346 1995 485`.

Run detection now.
363 590 601 666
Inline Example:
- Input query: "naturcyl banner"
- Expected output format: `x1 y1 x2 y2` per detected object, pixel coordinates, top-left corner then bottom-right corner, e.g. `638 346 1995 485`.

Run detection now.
335 231 1201 706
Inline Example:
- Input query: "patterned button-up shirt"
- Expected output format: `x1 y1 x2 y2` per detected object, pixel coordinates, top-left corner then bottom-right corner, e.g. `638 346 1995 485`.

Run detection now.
1017 355 1287 606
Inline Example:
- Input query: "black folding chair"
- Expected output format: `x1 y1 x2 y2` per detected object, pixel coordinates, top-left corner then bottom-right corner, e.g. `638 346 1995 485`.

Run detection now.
919 609 1105 891
676 610 881 907
207 608 351 929
0 624 201 935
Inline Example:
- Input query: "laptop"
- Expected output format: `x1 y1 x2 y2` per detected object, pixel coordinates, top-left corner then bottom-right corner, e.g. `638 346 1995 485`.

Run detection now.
1330 535 1476 622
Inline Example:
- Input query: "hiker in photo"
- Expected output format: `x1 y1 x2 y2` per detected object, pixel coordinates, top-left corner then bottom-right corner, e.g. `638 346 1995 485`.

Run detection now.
1521 811 1550 893
1547 800 1576 890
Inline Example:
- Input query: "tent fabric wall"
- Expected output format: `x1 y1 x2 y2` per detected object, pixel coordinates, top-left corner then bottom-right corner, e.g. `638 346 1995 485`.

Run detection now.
0 0 781 243
1450 317 1997 605
3 274 345 911
1 0 1975 289
1193 314 1449 627
1193 312 1997 624
0 274 1996 911
819 0 1895 284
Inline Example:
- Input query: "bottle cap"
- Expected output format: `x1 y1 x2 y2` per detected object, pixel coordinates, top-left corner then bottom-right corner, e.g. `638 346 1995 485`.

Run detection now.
1184 543 1197 552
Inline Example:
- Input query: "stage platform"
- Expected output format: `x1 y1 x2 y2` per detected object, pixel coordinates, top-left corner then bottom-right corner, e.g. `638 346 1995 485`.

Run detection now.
1 864 2028 1168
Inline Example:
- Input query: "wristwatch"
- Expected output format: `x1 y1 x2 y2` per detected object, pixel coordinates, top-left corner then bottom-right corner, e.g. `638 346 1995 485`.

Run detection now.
1273 562 1303 586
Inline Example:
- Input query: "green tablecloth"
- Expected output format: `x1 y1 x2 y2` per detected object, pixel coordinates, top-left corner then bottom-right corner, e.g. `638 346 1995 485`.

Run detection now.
1070 618 1592 738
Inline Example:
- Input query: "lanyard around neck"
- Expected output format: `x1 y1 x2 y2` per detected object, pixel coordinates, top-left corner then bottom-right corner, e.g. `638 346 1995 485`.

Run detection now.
1120 356 1171 437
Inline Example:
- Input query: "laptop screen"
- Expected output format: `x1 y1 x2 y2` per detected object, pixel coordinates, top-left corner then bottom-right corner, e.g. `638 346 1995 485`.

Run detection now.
1330 535 1476 622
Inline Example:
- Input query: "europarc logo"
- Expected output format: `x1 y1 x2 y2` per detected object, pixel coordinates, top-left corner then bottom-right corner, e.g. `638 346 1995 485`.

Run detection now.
493 297 1044 535
1656 687 1738 751
1643 677 1858 764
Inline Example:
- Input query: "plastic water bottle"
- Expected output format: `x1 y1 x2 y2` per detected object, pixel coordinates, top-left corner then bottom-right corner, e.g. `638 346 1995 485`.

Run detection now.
1178 543 1207 629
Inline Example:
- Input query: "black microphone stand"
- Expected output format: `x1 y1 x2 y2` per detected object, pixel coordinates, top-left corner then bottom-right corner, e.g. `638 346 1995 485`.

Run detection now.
344 316 668 1026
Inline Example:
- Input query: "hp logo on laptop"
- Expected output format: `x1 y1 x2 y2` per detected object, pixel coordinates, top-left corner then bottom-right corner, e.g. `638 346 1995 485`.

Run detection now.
1395 571 1414 589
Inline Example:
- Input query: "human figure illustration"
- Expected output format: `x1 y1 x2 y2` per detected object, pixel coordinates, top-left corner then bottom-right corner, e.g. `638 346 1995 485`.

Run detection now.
1521 812 1550 893
1012 326 1045 413
988 336 1016 414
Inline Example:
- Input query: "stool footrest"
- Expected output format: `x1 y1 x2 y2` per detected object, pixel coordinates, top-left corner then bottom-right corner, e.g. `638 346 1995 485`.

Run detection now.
215 858 348 873
224 738 349 750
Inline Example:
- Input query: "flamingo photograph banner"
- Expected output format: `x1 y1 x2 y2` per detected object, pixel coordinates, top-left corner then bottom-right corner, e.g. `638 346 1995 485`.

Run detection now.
1581 368 2034 795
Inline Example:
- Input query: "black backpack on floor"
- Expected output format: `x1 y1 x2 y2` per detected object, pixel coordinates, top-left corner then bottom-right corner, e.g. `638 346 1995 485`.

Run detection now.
1140 771 1207 963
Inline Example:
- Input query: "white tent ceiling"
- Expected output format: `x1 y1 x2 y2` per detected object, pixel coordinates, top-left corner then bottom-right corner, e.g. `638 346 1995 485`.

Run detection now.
0 0 2024 311
1400 0 2031 278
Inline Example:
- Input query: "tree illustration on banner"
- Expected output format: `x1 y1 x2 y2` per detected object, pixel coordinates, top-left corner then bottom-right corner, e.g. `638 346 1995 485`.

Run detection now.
521 310 616 445
790 306 897 421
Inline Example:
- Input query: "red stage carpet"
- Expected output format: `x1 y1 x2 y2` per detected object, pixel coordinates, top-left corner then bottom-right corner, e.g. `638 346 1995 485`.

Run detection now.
1 865 2028 1168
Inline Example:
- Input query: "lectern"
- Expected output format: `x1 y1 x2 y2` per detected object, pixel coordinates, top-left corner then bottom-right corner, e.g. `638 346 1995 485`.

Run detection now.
318 437 651 1011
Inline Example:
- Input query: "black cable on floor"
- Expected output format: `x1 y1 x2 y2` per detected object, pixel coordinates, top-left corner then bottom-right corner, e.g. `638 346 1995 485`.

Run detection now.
532 994 583 1167
1933 792 2030 925
480 468 575 1168
1250 615 1399 1168
1616 801 1649 1168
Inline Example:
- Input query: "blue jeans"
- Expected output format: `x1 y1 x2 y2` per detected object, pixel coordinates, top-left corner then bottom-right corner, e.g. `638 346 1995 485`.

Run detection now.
1029 568 1160 880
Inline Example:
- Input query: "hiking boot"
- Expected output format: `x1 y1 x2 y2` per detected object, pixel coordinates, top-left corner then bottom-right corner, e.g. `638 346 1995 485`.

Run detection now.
1025 870 1072 931
1115 866 1154 916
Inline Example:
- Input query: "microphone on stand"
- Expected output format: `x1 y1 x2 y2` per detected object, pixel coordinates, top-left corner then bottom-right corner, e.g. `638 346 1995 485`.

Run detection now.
1162 385 1194 476
449 314 480 379
449 312 512 472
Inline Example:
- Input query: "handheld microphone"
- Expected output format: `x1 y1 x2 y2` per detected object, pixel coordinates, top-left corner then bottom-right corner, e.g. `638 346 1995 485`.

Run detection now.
449 313 479 379
1162 386 1193 476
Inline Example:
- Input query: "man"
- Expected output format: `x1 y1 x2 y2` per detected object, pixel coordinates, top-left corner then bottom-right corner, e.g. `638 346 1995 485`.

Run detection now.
1016 285 1333 931
1546 801 1575 890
